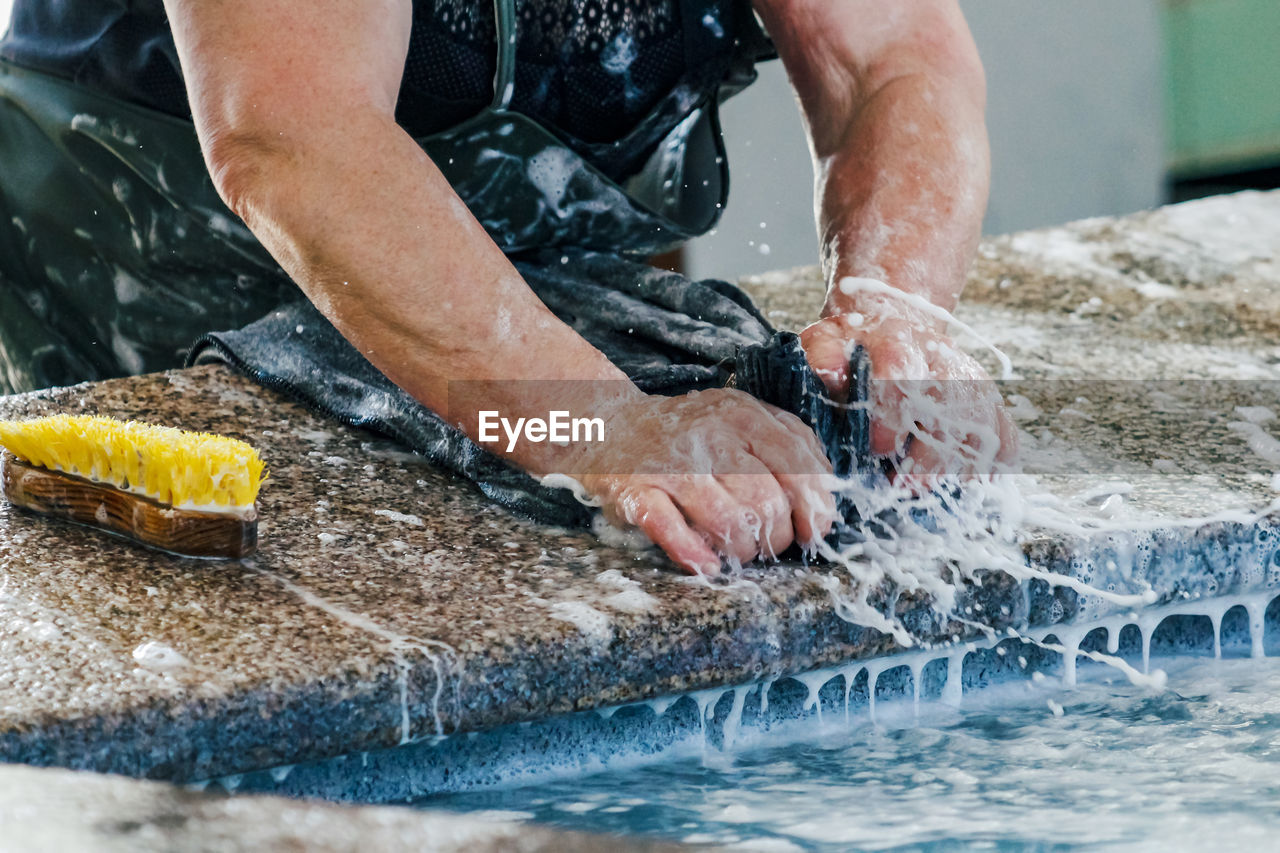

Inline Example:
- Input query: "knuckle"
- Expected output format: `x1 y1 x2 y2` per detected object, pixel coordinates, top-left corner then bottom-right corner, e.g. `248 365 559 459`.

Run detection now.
759 489 789 523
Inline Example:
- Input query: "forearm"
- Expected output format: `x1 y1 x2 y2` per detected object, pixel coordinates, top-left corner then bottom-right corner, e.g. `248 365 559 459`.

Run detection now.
755 0 989 324
211 110 640 475
815 70 989 323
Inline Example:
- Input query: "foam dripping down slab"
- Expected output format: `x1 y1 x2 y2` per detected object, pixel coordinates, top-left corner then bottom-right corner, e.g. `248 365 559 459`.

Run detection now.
200 587 1280 802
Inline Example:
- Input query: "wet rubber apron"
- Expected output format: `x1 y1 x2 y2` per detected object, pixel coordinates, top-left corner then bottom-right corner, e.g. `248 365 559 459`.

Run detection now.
419 0 753 257
0 0 766 393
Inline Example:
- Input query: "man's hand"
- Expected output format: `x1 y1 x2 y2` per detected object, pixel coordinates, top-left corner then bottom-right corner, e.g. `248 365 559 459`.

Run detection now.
567 390 838 576
801 301 1017 488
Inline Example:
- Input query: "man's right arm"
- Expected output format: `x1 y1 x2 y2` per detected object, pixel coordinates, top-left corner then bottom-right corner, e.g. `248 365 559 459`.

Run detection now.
165 0 621 418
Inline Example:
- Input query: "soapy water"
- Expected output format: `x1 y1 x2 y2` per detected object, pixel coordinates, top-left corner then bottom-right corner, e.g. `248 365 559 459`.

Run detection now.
201 278 1280 827
213 591 1280 850
244 563 461 743
423 652 1280 851
204 283 1280 815
542 277 1278 670
407 598 1280 853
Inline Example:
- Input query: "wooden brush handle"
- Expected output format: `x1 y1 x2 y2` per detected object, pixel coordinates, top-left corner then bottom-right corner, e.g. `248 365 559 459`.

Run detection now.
1 451 257 559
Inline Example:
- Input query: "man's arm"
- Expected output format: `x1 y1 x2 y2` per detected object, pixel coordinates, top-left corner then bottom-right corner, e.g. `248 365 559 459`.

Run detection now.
754 0 1014 479
163 0 837 572
165 0 621 412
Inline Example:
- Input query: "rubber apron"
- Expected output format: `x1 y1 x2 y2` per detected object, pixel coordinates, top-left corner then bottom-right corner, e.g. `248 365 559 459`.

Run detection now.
417 0 752 257
0 0 762 393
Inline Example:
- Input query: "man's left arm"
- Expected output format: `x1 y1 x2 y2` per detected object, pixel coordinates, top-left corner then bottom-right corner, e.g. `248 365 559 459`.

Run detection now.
754 0 1015 482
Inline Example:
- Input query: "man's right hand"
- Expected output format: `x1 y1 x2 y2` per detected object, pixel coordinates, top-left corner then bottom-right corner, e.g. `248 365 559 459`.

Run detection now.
564 390 838 576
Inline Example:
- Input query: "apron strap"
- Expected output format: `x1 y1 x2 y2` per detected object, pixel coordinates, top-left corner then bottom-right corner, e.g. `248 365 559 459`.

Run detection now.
490 0 517 111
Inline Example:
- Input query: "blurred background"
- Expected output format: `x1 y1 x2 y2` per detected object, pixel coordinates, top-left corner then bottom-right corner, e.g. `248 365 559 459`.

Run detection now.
694 0 1280 278
2 0 1277 280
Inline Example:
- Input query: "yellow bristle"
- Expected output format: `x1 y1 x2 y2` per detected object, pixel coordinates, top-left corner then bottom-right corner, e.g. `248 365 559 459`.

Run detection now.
0 415 265 511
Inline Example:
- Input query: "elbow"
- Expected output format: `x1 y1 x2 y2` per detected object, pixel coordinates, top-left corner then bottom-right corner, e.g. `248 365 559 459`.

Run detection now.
851 4 986 115
201 128 298 224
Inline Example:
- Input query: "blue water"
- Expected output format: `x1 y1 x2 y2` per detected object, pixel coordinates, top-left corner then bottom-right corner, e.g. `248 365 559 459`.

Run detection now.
421 654 1280 851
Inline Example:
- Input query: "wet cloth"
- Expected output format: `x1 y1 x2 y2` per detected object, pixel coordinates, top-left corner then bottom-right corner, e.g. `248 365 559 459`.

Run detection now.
189 251 873 528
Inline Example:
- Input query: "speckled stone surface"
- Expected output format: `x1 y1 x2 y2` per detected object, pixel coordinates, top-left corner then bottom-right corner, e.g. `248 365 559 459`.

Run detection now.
0 763 690 852
1 191 1278 788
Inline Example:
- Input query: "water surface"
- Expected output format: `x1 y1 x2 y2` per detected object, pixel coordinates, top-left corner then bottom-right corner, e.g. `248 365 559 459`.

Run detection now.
424 656 1280 851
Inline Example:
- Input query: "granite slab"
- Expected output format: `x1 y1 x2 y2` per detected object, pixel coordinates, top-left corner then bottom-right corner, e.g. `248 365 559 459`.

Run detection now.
1 191 1278 789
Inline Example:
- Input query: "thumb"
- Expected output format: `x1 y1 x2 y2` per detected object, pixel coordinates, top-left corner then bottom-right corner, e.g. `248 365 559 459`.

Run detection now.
799 324 851 400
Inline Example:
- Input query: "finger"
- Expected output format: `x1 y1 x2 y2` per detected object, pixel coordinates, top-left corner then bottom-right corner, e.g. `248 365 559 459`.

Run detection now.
717 460 795 561
770 407 822 445
871 420 909 458
669 475 760 565
768 407 838 469
865 346 933 456
799 326 851 399
870 396 913 458
719 398 833 483
733 407 838 545
617 486 721 577
995 406 1020 468
937 388 1009 475
756 408 835 475
776 472 837 545
892 434 951 494
753 422 838 544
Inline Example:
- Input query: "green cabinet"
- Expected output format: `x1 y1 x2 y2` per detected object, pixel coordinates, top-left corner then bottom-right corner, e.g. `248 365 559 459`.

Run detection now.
1163 0 1280 178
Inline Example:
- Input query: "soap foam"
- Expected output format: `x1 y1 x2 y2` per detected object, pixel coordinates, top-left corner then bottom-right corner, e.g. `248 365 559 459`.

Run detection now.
245 563 459 742
206 589 1280 804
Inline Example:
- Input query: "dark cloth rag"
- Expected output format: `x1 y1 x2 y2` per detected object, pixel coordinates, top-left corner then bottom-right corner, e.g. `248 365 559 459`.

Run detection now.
189 249 872 530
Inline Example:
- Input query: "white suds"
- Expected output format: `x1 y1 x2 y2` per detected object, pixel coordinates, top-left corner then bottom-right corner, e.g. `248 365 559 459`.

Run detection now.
595 570 660 614
132 641 189 673
373 509 425 526
591 514 653 551
1228 420 1280 465
541 474 603 508
549 601 614 646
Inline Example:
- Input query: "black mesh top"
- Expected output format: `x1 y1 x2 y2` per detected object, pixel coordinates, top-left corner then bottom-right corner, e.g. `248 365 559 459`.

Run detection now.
1 0 766 180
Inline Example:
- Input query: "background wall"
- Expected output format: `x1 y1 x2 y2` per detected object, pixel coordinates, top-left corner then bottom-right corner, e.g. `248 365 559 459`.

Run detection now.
687 0 1167 280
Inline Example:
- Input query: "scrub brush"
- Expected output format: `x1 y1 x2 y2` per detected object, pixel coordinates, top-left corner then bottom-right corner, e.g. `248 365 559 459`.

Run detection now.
0 415 264 558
